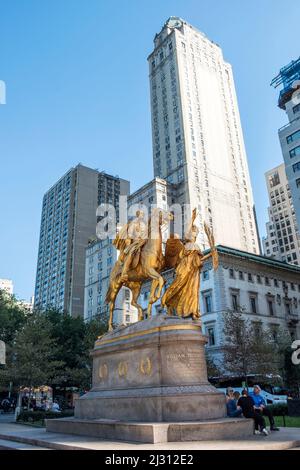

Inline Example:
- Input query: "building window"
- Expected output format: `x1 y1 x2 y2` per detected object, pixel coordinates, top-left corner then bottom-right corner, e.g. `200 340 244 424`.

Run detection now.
285 301 292 316
287 130 300 144
229 268 235 279
267 298 275 316
248 273 253 282
290 146 300 158
204 294 212 313
293 103 300 114
296 178 300 188
249 295 258 314
257 275 262 284
269 171 280 187
292 161 300 173
203 270 209 281
239 271 244 280
265 277 270 286
207 326 216 346
231 293 239 312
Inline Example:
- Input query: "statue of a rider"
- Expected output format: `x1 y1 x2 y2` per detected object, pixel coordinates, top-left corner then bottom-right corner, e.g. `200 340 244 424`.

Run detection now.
113 210 148 283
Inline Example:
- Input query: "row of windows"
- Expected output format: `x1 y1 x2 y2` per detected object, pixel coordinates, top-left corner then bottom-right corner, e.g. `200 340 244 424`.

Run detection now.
228 267 300 291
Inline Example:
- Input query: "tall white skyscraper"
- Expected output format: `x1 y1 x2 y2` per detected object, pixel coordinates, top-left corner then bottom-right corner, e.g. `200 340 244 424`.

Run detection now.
148 17 260 253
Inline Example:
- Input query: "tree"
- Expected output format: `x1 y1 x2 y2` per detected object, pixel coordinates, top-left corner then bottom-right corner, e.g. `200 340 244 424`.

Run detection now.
44 309 108 390
0 290 27 345
222 311 279 387
206 354 222 380
8 312 62 388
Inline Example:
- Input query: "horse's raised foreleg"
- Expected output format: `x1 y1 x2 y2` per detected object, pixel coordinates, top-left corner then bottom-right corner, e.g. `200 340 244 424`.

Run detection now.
108 281 122 331
147 278 159 318
154 274 165 302
108 299 115 332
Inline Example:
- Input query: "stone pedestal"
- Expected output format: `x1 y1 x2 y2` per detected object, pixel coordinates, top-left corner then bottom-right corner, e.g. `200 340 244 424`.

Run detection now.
76 315 226 422
47 315 253 441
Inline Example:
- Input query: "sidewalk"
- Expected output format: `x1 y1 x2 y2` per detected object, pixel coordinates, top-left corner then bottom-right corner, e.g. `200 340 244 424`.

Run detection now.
1 418 300 450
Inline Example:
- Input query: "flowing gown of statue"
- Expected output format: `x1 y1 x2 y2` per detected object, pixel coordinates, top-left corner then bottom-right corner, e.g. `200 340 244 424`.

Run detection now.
162 242 203 318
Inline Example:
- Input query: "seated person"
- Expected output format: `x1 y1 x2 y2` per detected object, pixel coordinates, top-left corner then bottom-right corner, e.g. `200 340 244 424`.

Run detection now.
51 400 61 413
226 387 243 418
250 385 279 431
237 389 268 435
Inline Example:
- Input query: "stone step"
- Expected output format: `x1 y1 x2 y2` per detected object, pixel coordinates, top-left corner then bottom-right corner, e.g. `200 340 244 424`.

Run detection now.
46 416 254 444
0 432 88 450
0 437 50 450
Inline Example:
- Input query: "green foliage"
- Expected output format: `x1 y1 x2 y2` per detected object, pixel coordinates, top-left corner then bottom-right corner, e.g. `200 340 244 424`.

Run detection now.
44 310 107 390
222 311 281 385
0 302 109 392
267 403 288 416
7 311 63 388
0 290 27 345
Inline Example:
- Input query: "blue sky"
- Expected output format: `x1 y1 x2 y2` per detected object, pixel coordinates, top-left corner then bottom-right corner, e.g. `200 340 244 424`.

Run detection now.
0 0 299 301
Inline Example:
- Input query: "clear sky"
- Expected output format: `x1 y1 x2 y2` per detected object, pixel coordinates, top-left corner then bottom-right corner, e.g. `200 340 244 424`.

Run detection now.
0 0 299 301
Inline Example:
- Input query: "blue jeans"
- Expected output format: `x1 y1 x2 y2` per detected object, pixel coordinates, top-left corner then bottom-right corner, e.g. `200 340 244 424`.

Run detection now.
228 409 243 418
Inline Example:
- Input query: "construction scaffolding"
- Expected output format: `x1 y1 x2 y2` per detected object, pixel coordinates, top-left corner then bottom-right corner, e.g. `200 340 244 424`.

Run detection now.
271 57 300 109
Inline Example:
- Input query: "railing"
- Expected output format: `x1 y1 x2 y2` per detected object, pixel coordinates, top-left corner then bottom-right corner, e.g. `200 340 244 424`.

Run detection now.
278 116 300 133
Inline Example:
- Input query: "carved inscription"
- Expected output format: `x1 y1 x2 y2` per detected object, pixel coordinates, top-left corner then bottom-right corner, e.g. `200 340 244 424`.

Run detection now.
166 347 202 379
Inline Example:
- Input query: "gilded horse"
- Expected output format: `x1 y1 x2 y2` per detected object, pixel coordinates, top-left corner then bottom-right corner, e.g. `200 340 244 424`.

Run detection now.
105 208 173 331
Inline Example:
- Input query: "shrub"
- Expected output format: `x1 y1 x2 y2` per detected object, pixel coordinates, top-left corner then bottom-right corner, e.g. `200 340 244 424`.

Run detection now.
17 409 74 423
267 403 288 416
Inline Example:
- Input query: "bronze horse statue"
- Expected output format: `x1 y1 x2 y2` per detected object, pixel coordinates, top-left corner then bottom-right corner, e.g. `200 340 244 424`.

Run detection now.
105 209 173 331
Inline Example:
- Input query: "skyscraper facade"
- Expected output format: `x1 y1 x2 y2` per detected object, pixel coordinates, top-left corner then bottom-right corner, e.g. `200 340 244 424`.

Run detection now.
262 164 300 265
34 164 129 317
148 17 260 253
271 57 300 232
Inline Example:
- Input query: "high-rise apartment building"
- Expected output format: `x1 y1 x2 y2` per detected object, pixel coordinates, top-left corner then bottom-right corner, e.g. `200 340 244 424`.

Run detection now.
262 164 300 265
34 164 129 317
148 17 260 253
271 57 300 232
0 279 13 295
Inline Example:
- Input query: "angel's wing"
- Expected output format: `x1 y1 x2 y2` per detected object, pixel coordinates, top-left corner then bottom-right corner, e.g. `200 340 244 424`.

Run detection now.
204 222 219 270
164 236 184 269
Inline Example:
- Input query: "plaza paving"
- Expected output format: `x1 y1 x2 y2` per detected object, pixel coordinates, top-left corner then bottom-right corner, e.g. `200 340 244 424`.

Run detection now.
1 414 300 450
